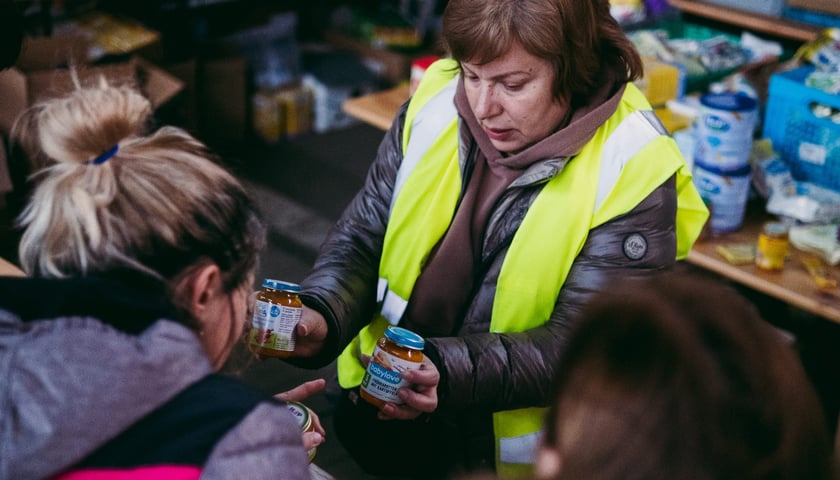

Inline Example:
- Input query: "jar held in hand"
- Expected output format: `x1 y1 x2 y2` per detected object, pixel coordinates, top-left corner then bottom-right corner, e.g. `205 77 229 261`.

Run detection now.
249 279 302 358
360 326 425 408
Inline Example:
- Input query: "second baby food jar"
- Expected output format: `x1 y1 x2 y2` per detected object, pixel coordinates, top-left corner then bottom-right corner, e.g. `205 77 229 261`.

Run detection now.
360 326 425 408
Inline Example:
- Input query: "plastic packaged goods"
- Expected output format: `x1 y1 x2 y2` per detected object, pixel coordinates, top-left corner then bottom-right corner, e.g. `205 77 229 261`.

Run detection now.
766 181 840 224
692 162 751 233
694 92 758 172
790 223 840 265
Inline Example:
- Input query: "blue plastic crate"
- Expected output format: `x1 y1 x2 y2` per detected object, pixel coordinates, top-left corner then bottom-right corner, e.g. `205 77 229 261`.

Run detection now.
784 7 840 29
764 66 840 192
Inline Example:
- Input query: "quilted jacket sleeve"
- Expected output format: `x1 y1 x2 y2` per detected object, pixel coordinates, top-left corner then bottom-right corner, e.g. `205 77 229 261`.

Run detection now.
202 402 313 479
296 105 409 368
425 176 679 412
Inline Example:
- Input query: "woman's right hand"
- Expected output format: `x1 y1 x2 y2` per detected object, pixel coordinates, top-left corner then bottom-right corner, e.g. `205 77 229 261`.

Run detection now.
249 292 327 359
293 305 328 357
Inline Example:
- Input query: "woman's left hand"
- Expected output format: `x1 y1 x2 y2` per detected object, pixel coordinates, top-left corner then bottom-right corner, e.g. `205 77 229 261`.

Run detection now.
377 357 440 421
274 379 327 449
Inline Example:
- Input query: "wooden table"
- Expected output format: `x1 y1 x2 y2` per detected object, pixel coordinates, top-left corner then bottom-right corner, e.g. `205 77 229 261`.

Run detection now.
343 84 410 131
342 89 840 325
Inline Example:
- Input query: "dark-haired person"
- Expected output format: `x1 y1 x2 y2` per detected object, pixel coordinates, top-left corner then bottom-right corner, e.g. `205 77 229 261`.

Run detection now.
535 272 833 480
0 80 325 479
279 0 709 477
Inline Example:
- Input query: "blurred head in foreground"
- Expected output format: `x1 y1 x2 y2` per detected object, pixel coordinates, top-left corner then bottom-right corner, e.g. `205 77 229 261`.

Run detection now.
535 272 833 480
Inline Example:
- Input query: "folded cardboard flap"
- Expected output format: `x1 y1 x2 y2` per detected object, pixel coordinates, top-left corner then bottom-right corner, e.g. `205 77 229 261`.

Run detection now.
14 33 90 72
26 61 138 104
136 58 184 108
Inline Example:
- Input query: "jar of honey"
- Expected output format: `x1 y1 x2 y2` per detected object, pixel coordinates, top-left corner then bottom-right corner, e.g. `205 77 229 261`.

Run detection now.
285 401 317 462
248 279 302 358
360 326 425 408
756 222 789 271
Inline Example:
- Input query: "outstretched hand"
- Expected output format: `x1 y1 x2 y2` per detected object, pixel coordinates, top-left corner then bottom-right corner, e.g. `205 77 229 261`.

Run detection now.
248 292 328 359
275 378 326 403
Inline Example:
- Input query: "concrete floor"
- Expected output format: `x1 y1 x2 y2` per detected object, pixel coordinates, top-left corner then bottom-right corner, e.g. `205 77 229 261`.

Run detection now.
220 122 386 479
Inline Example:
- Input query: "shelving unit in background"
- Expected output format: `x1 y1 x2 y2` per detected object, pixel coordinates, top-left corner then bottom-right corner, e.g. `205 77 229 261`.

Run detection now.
667 0 821 42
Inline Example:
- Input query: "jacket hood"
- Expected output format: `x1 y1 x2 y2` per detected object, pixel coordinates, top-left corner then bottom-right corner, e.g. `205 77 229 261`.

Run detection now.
0 273 213 479
0 270 181 332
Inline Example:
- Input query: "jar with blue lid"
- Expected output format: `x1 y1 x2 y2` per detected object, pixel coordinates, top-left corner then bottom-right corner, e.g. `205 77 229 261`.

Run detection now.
360 326 425 408
248 279 302 358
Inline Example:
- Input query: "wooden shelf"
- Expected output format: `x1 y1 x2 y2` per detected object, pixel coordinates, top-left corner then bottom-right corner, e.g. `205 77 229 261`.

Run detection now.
668 0 821 42
688 209 840 325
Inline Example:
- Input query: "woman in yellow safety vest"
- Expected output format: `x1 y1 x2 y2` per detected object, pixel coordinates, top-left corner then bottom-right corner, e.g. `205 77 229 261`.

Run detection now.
280 0 708 478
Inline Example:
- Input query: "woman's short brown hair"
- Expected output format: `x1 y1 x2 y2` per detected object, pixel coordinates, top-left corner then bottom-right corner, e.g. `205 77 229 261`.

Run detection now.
442 0 643 106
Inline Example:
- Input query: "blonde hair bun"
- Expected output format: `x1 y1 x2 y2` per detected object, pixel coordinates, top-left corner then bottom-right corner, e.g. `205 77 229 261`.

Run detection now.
19 77 152 167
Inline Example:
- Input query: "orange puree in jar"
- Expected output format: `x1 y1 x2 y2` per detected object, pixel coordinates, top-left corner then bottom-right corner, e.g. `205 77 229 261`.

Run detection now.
248 279 302 358
360 326 425 409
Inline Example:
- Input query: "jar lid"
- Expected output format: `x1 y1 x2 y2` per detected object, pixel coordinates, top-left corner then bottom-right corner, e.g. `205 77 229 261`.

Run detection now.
385 326 425 350
700 92 757 112
284 401 312 432
262 279 302 292
764 222 789 236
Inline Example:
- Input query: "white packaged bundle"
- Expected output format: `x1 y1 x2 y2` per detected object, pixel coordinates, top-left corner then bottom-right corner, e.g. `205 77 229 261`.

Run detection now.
766 181 840 224
789 223 840 265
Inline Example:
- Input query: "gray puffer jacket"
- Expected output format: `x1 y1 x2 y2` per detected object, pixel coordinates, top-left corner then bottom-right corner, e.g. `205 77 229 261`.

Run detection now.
299 100 678 415
0 272 312 480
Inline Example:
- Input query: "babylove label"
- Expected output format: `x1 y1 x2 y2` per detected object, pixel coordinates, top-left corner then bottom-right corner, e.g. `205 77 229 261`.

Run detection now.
361 346 417 404
251 299 300 351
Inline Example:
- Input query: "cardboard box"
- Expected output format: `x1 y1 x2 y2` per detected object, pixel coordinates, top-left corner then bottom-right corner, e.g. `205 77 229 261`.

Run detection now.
200 57 247 143
0 34 184 134
786 0 840 16
0 136 12 195
167 56 248 145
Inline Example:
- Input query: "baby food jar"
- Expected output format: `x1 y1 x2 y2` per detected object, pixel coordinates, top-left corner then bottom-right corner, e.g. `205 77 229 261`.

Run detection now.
285 401 317 462
756 222 789 271
360 326 425 409
248 279 302 358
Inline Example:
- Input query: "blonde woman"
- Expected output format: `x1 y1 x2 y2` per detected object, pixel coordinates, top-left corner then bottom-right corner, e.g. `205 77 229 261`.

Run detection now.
0 80 324 479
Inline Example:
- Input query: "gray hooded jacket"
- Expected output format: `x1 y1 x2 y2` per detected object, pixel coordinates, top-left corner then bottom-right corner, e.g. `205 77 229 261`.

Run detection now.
0 273 312 480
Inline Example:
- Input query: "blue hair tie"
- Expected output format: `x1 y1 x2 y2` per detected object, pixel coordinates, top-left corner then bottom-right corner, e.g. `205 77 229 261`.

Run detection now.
90 144 119 165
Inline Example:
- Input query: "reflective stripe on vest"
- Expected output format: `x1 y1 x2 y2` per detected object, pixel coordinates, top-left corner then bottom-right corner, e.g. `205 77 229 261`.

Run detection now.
336 58 709 477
